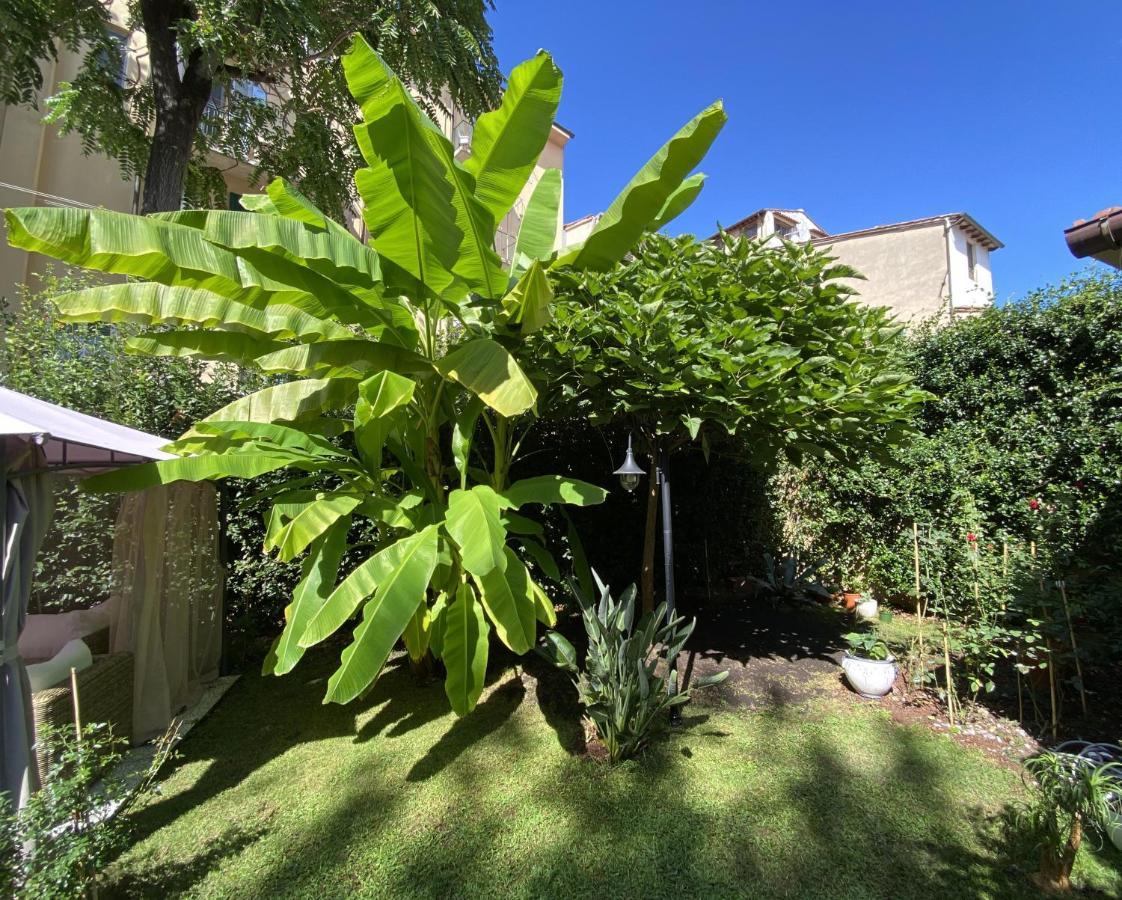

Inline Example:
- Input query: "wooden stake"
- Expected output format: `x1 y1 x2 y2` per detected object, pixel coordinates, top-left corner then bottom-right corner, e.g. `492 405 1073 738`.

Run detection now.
1057 580 1088 717
913 522 924 685
942 622 956 727
1032 541 1059 739
70 667 82 744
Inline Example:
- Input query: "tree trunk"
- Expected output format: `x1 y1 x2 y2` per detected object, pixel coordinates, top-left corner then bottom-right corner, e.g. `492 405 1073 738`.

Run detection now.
139 0 214 214
640 442 659 613
1033 815 1081 893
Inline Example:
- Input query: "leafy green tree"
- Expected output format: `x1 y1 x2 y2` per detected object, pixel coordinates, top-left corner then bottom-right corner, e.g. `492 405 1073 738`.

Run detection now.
529 232 929 610
5 36 725 714
3 0 503 215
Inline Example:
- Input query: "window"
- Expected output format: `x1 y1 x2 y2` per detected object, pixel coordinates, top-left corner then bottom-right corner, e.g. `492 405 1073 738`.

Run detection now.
966 242 977 281
232 79 267 105
101 30 129 87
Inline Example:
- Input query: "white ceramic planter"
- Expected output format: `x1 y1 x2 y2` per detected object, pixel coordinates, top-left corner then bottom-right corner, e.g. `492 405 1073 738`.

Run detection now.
855 598 879 621
841 652 897 698
1109 812 1122 853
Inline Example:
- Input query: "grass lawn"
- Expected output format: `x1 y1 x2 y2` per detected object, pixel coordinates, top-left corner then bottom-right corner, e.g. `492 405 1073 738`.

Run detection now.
105 648 1122 899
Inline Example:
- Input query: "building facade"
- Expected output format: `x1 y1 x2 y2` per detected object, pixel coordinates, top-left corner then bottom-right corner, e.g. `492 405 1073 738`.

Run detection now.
721 209 1002 323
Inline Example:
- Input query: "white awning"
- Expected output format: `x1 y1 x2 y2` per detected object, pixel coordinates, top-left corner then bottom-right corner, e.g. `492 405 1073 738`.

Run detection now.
0 387 174 472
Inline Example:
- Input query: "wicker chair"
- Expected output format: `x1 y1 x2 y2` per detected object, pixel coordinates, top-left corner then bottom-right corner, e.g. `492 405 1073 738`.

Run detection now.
31 650 134 784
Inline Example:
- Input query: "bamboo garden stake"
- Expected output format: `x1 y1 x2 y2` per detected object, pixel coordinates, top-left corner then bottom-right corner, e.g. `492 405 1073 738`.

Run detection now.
1056 579 1088 716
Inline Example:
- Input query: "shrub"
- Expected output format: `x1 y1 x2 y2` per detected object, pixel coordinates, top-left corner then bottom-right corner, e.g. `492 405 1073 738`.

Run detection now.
537 576 727 762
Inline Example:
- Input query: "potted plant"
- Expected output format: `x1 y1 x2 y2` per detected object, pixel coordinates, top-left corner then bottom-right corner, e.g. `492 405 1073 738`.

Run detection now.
841 631 896 698
1015 751 1117 892
854 594 879 621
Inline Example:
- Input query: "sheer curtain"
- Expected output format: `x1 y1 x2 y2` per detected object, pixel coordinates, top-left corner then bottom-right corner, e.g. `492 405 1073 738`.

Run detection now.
109 482 223 743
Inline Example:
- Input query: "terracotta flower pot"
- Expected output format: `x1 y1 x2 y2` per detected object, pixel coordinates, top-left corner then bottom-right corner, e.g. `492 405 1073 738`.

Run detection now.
842 591 862 611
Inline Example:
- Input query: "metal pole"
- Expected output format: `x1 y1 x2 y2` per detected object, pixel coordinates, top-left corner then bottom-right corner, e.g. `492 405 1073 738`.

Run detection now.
659 447 681 724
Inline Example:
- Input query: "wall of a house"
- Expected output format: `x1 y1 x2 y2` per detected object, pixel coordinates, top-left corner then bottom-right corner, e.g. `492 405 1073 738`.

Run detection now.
947 226 993 310
816 224 953 323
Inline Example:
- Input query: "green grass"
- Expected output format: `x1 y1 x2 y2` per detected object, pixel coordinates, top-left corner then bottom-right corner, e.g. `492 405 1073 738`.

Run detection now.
105 649 1121 899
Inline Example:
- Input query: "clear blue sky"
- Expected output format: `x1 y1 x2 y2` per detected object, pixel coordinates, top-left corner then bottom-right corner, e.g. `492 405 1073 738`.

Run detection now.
490 2 1120 302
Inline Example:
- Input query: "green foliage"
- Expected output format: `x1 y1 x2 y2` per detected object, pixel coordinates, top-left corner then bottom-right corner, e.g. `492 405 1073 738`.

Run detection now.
5 38 724 715
750 553 832 605
538 577 727 762
0 723 175 899
534 232 928 464
19 1 504 216
777 271 1122 709
844 630 890 661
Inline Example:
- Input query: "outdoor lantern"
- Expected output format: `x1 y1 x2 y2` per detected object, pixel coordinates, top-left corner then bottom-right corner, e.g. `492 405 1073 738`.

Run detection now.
613 435 646 492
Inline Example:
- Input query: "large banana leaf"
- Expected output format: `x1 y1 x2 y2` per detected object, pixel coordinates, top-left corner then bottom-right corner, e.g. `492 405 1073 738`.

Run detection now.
152 203 383 294
445 485 509 578
464 51 563 225
266 518 351 676
501 475 608 508
512 168 563 276
265 494 363 563
323 524 441 703
254 340 431 379
440 582 490 715
648 172 706 232
80 450 301 493
473 546 538 654
556 101 726 271
174 421 347 457
345 36 505 301
52 283 351 342
125 330 288 365
435 338 537 417
202 378 361 424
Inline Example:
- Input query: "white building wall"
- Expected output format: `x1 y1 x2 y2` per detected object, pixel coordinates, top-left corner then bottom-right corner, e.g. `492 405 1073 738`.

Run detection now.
947 225 993 309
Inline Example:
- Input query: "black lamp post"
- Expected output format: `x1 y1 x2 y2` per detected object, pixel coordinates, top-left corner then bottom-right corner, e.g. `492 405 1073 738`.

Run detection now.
613 435 681 723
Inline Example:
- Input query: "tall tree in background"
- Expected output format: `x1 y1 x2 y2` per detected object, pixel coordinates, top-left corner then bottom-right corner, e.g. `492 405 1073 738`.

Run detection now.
1 0 502 216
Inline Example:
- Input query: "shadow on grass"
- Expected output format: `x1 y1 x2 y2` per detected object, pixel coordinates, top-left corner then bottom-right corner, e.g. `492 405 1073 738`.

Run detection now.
106 644 1122 899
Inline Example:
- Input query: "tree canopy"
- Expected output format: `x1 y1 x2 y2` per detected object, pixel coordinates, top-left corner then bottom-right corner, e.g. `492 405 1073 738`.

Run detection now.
4 0 503 215
528 232 930 607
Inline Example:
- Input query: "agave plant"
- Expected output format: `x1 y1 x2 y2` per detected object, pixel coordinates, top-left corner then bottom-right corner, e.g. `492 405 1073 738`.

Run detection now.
4 36 724 715
539 576 727 762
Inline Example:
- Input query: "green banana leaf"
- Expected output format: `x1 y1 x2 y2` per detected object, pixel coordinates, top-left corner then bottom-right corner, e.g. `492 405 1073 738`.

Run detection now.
500 260 553 333
512 167 563 276
323 524 441 703
253 340 431 378
502 475 608 508
473 546 538 654
265 494 363 562
556 101 726 271
464 51 563 225
345 36 504 301
81 450 301 493
435 338 537 417
126 330 288 365
52 282 352 342
201 378 361 424
445 485 510 578
440 582 490 715
266 518 351 676
648 172 706 232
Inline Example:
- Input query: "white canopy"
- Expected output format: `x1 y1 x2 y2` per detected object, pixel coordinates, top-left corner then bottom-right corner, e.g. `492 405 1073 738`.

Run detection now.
0 387 173 472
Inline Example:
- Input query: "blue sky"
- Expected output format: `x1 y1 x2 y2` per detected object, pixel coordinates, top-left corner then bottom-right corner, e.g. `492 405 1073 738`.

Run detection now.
490 2 1120 302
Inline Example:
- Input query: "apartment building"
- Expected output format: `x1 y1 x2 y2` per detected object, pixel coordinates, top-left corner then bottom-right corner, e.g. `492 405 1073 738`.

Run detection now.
720 208 1002 323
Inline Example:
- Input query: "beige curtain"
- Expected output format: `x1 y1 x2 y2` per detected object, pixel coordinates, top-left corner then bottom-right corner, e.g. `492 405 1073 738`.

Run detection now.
109 482 223 743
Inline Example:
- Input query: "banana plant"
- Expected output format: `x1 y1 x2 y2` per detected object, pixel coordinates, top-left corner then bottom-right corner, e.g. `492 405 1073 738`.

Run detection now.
3 35 726 715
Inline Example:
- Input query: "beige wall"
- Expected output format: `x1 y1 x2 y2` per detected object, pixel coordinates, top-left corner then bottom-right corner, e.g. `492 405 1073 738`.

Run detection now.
816 224 952 324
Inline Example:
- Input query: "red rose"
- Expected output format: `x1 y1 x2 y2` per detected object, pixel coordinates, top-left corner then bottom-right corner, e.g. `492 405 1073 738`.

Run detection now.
1029 498 1040 510
967 532 976 543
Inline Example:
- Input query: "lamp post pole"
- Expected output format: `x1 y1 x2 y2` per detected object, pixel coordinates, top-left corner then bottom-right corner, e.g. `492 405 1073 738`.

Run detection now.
615 436 681 724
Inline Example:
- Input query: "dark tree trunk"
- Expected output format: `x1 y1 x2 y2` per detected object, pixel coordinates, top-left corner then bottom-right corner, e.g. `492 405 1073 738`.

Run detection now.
139 0 213 214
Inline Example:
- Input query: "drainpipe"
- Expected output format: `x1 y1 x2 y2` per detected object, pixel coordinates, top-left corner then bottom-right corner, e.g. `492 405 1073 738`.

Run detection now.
942 217 955 325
